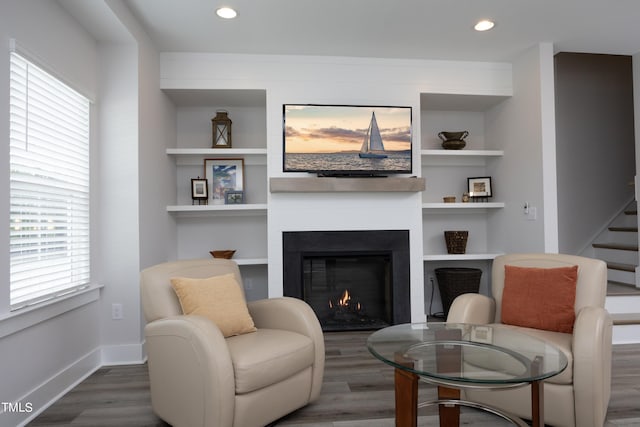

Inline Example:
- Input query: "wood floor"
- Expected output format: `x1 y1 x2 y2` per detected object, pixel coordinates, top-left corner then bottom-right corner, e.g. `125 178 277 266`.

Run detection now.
29 332 640 427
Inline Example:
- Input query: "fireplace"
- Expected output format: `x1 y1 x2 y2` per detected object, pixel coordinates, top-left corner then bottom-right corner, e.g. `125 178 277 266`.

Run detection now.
282 230 411 331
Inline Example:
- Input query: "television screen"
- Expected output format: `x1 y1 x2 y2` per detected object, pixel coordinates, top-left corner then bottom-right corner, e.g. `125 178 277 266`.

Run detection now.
283 104 412 176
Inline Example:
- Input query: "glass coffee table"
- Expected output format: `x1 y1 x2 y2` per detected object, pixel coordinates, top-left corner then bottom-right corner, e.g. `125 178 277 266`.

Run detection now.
367 323 568 427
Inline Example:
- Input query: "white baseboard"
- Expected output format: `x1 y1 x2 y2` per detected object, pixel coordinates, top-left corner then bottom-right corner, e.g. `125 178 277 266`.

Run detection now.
6 348 102 427
3 341 147 427
101 341 147 365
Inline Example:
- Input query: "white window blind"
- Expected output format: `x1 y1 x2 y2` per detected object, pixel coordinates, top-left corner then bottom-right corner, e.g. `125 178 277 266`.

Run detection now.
9 51 91 310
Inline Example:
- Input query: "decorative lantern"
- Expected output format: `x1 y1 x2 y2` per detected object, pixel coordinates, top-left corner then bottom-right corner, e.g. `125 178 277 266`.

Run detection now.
212 110 232 148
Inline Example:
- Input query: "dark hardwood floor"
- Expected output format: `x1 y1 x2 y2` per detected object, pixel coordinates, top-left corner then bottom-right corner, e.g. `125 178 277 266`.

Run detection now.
29 331 640 427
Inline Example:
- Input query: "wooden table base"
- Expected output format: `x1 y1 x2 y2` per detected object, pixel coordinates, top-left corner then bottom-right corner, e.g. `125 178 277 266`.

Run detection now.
394 367 418 427
392 330 545 426
530 355 544 427
392 369 544 427
437 386 460 426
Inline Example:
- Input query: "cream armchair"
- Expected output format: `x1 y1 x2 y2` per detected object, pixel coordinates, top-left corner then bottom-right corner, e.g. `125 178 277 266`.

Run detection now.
140 258 325 427
447 253 612 427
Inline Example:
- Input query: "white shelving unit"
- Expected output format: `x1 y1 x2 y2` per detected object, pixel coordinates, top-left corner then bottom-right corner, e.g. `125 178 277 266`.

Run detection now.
166 203 268 215
167 148 267 156
229 258 268 266
420 95 507 266
164 89 269 267
421 149 504 157
422 202 505 210
420 148 505 259
423 253 502 261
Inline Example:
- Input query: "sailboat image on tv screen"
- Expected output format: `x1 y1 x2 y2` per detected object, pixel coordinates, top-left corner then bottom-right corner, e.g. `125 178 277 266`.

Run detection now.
359 112 388 159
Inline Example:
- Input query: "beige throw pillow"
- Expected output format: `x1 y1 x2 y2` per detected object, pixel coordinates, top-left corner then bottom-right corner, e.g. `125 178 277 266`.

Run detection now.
171 273 257 337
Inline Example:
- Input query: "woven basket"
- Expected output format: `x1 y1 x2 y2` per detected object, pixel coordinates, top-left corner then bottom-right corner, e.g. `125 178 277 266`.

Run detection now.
444 230 468 254
435 267 482 317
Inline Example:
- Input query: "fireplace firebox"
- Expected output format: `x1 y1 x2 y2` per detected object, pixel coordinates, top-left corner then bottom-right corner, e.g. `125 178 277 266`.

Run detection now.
283 230 410 331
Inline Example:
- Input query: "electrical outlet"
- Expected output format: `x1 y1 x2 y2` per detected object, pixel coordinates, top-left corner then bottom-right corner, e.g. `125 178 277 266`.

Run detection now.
526 206 537 221
112 303 123 320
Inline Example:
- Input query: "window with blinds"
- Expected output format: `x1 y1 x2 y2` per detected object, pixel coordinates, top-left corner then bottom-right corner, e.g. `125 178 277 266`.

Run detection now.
9 51 91 310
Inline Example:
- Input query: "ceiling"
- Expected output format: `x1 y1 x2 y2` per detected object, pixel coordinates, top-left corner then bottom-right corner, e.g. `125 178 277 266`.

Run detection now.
112 0 640 63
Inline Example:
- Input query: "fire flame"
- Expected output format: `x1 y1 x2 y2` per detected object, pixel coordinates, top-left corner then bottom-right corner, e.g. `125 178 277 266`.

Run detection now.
328 289 363 312
338 289 350 306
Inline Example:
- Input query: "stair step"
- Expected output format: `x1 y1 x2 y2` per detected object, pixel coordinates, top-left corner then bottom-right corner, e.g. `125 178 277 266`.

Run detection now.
611 313 640 325
607 262 637 272
593 243 638 251
607 281 640 295
608 226 638 232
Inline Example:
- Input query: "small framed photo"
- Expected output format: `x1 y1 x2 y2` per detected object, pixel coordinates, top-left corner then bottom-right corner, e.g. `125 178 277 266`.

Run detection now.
204 158 244 203
471 325 493 344
467 176 493 198
191 178 208 202
225 190 244 204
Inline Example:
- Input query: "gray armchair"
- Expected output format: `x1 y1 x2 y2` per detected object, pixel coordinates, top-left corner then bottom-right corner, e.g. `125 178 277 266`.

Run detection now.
140 258 324 427
447 253 612 427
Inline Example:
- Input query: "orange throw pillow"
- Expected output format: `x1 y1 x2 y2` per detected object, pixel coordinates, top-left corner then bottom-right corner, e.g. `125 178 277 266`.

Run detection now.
501 265 578 333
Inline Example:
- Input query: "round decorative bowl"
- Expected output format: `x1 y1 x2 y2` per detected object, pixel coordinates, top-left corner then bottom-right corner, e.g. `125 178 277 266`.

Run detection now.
209 250 236 259
438 131 468 140
438 130 469 150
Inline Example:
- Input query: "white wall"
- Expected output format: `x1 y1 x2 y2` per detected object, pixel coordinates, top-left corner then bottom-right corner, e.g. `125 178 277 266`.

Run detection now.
486 44 550 253
0 1 175 423
96 42 142 361
110 0 178 271
100 0 178 355
0 2 102 425
539 43 560 253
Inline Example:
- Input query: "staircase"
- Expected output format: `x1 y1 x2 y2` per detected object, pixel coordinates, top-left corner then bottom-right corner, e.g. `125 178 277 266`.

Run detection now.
592 207 638 287
588 202 640 344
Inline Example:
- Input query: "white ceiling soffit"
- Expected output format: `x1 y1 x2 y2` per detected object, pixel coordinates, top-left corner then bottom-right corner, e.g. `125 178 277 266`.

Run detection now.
58 0 133 44
121 0 640 62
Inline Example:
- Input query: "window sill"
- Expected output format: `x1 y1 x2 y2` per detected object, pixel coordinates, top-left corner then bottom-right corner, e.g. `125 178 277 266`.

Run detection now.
0 284 103 339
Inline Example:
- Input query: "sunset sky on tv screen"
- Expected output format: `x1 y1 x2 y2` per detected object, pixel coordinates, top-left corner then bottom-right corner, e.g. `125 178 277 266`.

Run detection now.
284 105 411 154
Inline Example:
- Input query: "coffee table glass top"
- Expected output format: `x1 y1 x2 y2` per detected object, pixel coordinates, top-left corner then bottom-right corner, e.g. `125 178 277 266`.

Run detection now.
367 323 567 385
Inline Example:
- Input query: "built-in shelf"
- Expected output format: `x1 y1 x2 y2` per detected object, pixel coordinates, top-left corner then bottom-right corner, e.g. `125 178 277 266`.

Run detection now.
423 253 502 261
421 149 504 157
167 148 267 166
421 149 504 166
167 204 268 216
422 202 505 209
269 177 426 193
233 258 268 266
166 148 267 156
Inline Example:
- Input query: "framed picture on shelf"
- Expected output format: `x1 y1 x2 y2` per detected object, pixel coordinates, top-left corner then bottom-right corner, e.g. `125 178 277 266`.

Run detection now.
470 325 493 344
204 158 244 203
225 190 244 204
467 176 492 198
191 178 208 203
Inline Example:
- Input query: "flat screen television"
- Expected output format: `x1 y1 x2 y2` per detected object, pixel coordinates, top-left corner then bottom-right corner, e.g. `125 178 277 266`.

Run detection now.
283 104 412 176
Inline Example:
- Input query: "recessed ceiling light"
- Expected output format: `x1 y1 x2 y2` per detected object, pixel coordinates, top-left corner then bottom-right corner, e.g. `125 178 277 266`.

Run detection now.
474 19 495 32
216 7 237 19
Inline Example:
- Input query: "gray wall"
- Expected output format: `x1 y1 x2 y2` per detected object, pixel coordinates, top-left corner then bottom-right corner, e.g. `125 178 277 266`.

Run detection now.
555 53 635 255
